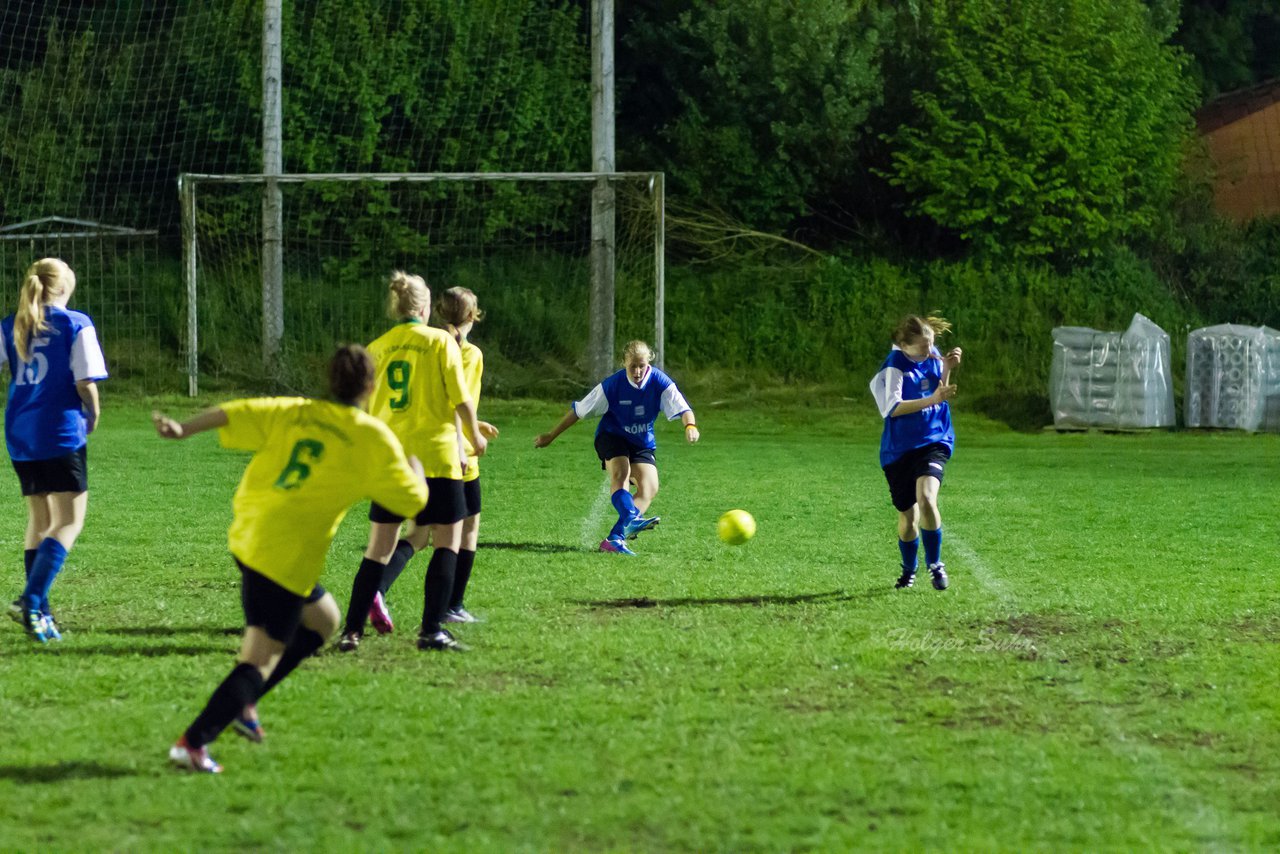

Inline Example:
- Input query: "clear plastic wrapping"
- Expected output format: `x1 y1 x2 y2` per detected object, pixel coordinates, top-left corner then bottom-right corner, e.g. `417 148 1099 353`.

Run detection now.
1185 324 1280 432
1050 314 1175 429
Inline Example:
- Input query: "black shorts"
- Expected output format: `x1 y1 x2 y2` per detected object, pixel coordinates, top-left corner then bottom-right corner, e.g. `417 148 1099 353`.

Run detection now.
370 476 467 526
12 446 89 496
595 431 656 471
237 559 326 644
883 443 951 512
463 477 481 517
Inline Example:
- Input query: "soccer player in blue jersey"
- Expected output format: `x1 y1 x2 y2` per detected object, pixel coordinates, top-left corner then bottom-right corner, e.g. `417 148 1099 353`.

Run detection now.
534 340 698 555
869 315 962 591
2 259 107 642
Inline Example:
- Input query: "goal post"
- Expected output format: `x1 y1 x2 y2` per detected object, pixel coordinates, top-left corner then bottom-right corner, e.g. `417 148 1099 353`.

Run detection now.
179 171 665 397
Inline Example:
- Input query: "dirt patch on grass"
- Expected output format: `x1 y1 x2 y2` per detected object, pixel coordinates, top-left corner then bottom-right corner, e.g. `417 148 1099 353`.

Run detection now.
979 612 1080 640
1224 614 1280 643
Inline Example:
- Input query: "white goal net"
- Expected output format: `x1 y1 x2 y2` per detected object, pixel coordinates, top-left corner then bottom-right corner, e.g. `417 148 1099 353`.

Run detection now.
181 171 665 397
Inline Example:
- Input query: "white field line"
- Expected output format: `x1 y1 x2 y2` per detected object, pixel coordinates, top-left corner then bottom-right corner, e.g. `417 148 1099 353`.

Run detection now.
949 536 1016 607
949 533 1229 844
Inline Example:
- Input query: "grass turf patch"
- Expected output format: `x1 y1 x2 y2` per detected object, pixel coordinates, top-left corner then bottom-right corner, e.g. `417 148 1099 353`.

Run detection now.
0 398 1277 850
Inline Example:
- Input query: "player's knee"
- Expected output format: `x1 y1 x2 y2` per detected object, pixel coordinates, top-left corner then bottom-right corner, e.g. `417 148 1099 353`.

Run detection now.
304 593 342 639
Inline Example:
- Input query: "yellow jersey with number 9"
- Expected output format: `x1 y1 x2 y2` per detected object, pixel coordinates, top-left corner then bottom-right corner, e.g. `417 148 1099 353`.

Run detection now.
219 397 427 596
366 319 470 478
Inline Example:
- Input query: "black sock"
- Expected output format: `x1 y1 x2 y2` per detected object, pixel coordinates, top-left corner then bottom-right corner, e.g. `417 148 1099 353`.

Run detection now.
449 549 476 611
378 540 416 596
24 548 36 582
185 662 265 748
421 548 458 635
260 628 326 696
343 558 387 635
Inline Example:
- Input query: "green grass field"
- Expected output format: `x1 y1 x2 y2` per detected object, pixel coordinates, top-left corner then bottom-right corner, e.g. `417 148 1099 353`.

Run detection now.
1 397 1278 851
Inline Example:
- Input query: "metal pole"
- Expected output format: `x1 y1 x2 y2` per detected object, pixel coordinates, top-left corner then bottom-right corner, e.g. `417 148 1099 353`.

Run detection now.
653 173 665 370
262 0 284 378
180 175 199 396
589 0 616 379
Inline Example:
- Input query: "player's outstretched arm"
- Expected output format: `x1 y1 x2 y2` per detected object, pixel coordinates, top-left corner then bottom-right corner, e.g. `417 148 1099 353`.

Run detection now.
534 410 579 448
152 407 230 440
682 411 700 444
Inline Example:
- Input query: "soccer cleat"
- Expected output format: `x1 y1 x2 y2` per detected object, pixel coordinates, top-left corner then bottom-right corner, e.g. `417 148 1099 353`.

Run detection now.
444 607 481 624
23 609 50 643
41 614 62 642
621 514 660 540
232 708 265 743
894 570 916 589
7 599 22 624
368 591 394 635
599 536 637 556
169 736 222 773
337 631 362 652
929 562 949 591
416 629 469 652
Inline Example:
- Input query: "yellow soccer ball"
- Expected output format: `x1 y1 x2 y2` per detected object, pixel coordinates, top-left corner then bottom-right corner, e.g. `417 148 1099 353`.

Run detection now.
717 509 756 545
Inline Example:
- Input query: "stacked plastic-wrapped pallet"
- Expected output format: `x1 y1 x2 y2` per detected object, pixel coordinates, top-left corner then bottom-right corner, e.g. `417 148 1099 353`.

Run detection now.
1049 314 1175 429
1186 324 1280 432
1264 327 1280 432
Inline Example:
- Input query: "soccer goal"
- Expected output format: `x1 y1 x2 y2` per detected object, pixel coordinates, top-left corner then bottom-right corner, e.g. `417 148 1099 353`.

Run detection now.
179 171 665 397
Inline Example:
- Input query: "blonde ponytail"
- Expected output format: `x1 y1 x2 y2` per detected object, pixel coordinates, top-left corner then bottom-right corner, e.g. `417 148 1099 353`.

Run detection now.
15 258 74 362
436 286 482 344
892 314 952 347
386 270 430 320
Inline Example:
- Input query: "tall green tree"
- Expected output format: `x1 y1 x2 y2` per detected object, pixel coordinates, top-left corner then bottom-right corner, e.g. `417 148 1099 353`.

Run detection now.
1173 0 1280 100
885 0 1196 258
620 0 889 231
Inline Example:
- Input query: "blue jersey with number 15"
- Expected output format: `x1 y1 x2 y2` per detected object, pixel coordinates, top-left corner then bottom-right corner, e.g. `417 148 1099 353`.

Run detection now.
1 307 108 461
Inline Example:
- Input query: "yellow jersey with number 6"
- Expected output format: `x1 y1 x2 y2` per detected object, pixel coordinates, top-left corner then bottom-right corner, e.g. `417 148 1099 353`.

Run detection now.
366 319 471 478
219 397 427 596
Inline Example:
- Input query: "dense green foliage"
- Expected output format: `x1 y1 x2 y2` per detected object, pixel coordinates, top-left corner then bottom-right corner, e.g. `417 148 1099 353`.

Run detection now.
620 0 889 230
2 0 1279 402
885 0 1196 258
664 250 1200 422
2 401 1278 849
0 1 590 230
1174 0 1280 98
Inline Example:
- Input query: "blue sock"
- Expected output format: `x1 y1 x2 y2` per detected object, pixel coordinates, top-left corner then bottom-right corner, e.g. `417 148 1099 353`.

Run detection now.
609 489 639 540
24 548 36 581
22 538 68 613
898 537 919 573
611 489 639 520
922 527 943 566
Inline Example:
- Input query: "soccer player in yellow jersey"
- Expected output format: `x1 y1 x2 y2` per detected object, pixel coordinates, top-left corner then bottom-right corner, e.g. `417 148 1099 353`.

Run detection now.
153 345 427 773
339 272 487 653
372 286 498 627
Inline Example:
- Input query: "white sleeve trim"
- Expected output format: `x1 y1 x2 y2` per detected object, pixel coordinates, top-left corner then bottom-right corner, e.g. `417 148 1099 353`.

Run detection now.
572 383 608 419
71 326 108 382
660 384 690 421
869 366 904 418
